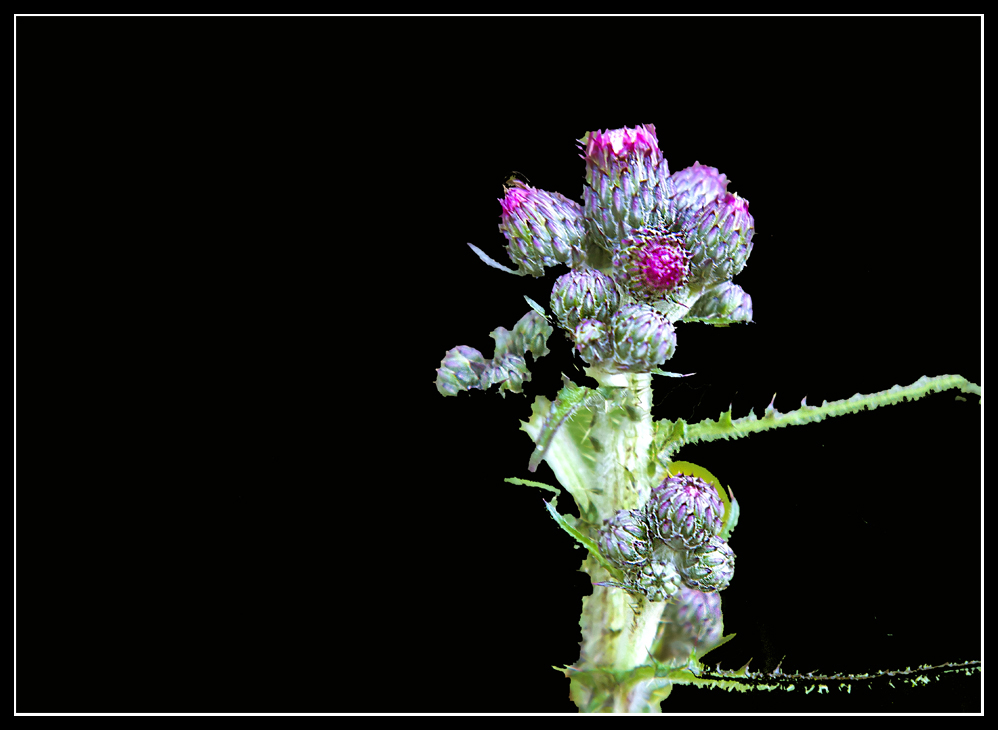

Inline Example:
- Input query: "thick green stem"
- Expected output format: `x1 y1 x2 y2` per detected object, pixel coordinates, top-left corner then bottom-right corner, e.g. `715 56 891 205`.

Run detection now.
570 372 666 712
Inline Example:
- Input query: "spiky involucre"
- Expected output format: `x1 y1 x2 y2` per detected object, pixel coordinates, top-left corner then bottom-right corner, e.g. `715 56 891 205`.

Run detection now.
612 230 692 304
597 509 651 568
435 345 488 396
680 192 755 288
578 124 675 253
608 303 677 372
684 281 753 324
669 162 729 221
635 560 683 602
647 473 724 550
549 267 620 332
498 181 586 277
679 536 735 592
480 352 529 397
572 318 613 366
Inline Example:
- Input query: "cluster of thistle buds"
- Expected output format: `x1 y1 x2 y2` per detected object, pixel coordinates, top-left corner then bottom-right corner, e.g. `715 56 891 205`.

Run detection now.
436 123 755 396
595 473 735 602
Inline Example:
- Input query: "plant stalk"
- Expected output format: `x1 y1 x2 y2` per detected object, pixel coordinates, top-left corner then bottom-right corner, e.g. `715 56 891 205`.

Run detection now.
569 372 669 711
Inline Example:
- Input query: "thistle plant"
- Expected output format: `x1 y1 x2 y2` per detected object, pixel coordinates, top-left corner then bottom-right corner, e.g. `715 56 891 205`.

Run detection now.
434 124 981 712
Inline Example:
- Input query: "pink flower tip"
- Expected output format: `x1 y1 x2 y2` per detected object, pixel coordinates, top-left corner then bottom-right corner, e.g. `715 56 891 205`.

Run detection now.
499 184 531 217
585 123 660 161
720 192 750 212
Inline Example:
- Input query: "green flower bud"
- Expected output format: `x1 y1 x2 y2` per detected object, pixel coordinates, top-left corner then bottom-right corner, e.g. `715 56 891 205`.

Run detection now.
679 535 735 592
635 560 683 602
684 281 753 324
597 509 651 568
572 318 614 366
550 267 620 332
499 181 586 277
609 303 677 372
656 588 724 664
480 352 529 397
435 345 488 397
647 473 724 550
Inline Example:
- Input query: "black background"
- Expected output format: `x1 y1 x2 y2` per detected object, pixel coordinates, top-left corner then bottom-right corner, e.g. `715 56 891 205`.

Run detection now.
16 16 981 713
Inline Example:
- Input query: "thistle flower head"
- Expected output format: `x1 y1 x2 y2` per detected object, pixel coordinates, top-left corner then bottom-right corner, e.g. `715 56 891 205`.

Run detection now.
613 230 692 303
498 182 531 217
684 280 753 324
578 124 673 252
435 345 488 396
682 191 755 286
597 509 651 568
549 267 620 332
647 473 724 549
679 535 735 592
498 180 586 276
572 318 614 367
608 303 677 372
635 560 683 602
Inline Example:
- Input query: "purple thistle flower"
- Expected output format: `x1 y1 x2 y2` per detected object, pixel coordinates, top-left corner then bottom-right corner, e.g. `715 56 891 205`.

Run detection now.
578 124 674 252
612 230 692 303
582 124 663 171
498 180 586 277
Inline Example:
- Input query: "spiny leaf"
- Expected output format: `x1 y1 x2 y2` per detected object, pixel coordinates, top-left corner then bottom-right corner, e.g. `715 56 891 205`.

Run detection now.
662 375 980 455
666 657 981 693
694 633 736 663
521 393 600 520
526 377 600 473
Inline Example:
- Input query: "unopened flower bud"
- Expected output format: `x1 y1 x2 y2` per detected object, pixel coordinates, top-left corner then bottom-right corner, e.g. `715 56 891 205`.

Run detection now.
499 181 586 277
679 535 735 592
549 267 620 332
685 281 753 324
480 352 529 397
609 303 677 372
635 560 683 602
578 124 674 252
597 509 651 567
647 473 724 549
435 345 488 396
681 192 755 287
572 318 614 366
